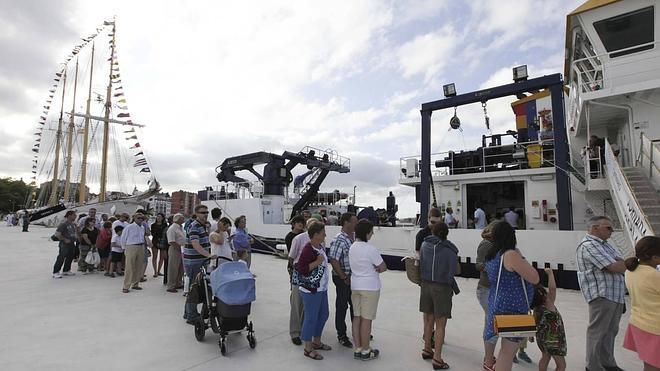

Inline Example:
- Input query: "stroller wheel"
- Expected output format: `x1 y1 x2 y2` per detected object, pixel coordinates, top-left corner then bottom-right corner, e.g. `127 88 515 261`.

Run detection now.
247 333 257 349
219 340 227 355
194 319 206 342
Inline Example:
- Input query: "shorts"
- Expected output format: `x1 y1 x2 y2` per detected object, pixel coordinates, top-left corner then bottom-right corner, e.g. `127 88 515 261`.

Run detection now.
419 281 453 318
98 248 110 259
351 290 380 320
111 251 124 263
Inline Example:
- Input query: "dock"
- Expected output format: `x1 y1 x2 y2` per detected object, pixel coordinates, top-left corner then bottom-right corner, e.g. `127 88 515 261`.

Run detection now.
0 225 640 370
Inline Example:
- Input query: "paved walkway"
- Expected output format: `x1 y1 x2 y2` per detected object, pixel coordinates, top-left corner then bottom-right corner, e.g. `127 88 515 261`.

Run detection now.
0 226 640 370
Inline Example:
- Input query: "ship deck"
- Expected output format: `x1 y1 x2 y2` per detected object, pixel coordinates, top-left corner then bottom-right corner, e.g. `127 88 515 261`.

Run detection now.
0 225 640 370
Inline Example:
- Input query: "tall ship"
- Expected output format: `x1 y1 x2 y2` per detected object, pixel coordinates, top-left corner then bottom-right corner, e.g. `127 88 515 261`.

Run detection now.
205 0 659 289
28 19 159 225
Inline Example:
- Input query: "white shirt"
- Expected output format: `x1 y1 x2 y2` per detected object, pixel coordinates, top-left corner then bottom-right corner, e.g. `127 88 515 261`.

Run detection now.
298 245 330 293
210 231 233 262
111 220 128 238
209 219 219 234
504 210 519 228
166 223 186 246
120 222 146 247
348 241 384 291
444 213 457 227
289 232 310 264
111 234 124 253
474 208 487 229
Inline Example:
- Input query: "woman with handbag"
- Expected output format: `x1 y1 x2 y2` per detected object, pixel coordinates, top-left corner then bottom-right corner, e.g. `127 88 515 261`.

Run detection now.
484 221 539 371
295 221 332 360
79 218 99 274
419 221 461 370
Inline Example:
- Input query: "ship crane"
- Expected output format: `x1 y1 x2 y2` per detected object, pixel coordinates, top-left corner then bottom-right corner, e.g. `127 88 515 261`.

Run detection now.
215 148 350 219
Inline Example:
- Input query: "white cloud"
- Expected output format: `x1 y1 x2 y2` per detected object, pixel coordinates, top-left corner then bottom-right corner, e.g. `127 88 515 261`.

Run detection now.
397 26 458 82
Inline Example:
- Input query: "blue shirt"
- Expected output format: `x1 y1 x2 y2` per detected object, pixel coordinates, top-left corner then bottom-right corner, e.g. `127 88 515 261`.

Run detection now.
576 234 625 304
232 227 250 252
184 220 210 262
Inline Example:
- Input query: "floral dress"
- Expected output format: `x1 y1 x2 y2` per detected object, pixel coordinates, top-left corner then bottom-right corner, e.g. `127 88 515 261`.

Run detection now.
535 307 567 356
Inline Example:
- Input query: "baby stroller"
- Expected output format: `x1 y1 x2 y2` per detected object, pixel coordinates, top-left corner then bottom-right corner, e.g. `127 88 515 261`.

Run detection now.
193 256 256 355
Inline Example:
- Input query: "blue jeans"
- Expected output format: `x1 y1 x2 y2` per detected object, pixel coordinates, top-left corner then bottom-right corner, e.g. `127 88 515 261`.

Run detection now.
183 258 207 320
476 285 497 344
300 290 329 342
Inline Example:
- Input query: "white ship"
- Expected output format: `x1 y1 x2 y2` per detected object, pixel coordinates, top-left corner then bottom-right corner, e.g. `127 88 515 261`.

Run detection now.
202 0 660 289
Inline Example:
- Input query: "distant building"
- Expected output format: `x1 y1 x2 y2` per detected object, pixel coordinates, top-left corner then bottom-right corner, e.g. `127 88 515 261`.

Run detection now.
171 190 199 217
150 192 172 216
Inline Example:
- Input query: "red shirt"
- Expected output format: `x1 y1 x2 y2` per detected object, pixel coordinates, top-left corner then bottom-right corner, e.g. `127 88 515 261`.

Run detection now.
97 228 112 250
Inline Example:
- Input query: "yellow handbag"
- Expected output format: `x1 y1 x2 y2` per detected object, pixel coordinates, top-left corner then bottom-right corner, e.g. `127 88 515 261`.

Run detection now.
493 257 537 337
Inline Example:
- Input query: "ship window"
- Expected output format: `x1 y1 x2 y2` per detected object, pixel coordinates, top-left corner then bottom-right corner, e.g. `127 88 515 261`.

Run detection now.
593 6 654 58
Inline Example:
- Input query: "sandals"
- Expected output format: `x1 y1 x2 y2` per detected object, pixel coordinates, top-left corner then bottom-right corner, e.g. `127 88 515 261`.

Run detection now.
312 342 332 351
432 358 450 370
482 357 496 371
422 349 435 360
304 349 323 360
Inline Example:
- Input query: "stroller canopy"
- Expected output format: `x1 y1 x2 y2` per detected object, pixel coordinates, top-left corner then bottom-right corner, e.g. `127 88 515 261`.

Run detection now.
210 261 256 305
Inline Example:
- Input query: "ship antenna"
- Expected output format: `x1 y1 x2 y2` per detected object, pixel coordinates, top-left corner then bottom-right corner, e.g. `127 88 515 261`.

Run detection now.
48 70 68 206
63 56 80 203
99 19 116 202
79 41 95 204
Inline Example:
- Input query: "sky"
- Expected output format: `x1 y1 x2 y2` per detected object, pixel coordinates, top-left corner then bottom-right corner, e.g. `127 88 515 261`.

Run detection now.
0 0 584 217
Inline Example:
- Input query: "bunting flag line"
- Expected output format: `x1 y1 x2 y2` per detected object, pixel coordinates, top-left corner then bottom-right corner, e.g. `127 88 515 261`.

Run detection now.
134 159 147 167
123 128 135 133
117 113 130 118
140 168 151 173
130 143 141 149
125 135 137 140
134 151 144 156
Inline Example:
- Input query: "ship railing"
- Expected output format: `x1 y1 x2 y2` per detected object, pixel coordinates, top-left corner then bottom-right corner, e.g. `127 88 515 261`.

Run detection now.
399 140 555 180
637 132 660 187
207 181 264 201
299 146 350 169
584 147 604 180
571 41 660 94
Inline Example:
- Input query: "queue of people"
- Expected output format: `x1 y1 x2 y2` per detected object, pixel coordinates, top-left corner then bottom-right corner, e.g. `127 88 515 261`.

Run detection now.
46 204 659 370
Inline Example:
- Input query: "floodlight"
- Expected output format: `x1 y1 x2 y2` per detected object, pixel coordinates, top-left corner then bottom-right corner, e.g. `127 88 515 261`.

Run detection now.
443 83 456 97
513 65 528 82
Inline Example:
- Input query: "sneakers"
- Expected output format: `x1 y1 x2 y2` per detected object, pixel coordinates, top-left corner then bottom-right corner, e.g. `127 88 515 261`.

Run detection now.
518 351 532 363
52 272 62 278
512 354 519 363
360 348 379 361
62 271 75 276
338 337 353 348
354 349 362 359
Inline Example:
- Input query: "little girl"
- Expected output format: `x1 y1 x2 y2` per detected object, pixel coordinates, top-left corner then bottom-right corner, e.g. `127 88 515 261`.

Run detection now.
531 268 567 371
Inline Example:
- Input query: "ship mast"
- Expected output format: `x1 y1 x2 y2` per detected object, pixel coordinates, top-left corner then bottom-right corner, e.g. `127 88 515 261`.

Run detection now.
48 71 68 206
99 22 115 202
63 57 79 203
79 42 95 204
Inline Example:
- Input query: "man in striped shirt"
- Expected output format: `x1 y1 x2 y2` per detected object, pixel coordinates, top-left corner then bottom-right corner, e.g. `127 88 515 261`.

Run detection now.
183 204 216 323
576 216 626 371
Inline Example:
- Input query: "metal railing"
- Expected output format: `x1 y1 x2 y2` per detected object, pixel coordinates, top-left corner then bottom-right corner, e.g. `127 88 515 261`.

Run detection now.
207 181 264 201
399 140 555 180
637 132 660 185
300 146 351 169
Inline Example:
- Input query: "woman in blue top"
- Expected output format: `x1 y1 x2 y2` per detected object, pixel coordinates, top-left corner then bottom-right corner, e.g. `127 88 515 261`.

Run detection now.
484 221 539 371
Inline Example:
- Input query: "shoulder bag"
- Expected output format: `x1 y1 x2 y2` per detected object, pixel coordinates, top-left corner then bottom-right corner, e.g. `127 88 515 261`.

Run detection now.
292 249 326 289
493 256 536 337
